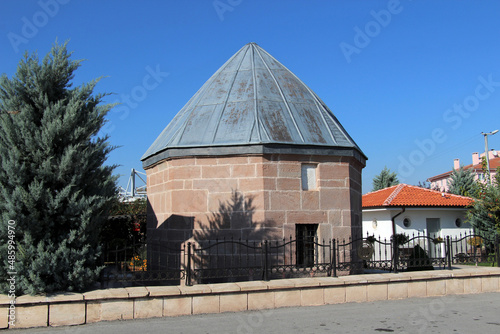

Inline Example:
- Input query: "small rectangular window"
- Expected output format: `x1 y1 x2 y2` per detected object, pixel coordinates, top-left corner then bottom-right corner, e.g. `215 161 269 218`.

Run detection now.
301 164 317 190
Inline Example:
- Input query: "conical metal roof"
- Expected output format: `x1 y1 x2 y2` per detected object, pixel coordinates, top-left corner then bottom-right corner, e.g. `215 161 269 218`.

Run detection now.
142 43 366 168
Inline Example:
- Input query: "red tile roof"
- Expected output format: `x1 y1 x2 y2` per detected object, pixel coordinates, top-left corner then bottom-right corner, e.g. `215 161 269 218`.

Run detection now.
428 156 500 181
362 184 474 208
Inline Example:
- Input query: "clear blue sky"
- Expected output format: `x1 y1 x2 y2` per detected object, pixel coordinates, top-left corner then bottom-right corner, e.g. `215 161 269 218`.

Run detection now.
1 0 500 194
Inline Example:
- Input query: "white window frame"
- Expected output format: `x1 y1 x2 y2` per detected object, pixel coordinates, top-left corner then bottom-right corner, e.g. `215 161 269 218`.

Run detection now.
301 164 317 191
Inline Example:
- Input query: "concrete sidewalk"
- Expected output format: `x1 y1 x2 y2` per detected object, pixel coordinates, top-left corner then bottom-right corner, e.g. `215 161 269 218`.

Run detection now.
11 292 500 334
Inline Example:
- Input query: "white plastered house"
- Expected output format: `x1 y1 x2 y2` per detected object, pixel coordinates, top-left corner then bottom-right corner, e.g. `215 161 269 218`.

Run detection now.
362 184 474 241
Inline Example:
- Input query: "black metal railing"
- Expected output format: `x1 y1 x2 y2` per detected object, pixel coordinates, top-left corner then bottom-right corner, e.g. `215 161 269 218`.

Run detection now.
190 239 265 283
99 233 500 287
100 239 186 288
449 232 500 266
188 237 335 285
335 232 499 274
267 237 334 279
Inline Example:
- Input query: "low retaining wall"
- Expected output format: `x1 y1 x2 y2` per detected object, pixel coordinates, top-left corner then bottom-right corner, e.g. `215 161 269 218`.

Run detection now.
2 267 500 329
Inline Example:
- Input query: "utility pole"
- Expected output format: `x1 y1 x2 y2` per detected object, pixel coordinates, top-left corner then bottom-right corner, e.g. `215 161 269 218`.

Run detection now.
481 130 498 182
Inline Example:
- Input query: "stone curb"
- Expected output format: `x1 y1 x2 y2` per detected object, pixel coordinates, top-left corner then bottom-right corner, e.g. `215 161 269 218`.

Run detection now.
1 267 499 329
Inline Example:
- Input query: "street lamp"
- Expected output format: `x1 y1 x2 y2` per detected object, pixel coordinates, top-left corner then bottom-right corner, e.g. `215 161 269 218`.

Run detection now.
481 129 499 182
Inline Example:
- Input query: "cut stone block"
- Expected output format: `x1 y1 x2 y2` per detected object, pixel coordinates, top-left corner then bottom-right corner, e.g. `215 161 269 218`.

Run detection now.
266 279 297 290
86 301 101 323
83 288 128 301
207 283 241 294
14 295 47 305
236 281 269 292
13 304 48 328
163 296 192 317
146 286 181 297
100 300 134 321
464 277 482 294
248 291 274 310
179 284 212 295
274 290 301 308
220 293 247 313
408 281 427 298
427 280 446 297
126 287 149 298
46 293 83 303
134 298 163 319
301 288 324 306
49 302 85 327
481 276 499 292
0 306 8 329
294 278 321 288
345 285 367 303
367 284 388 301
324 287 346 304
388 282 408 300
192 295 219 315
446 279 464 295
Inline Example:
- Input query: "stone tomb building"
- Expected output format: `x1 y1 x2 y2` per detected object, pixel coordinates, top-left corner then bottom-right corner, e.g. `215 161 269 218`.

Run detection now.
141 43 367 267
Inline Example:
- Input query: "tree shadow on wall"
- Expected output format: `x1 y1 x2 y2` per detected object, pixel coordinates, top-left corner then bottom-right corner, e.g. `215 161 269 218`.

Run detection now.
191 190 282 284
193 190 260 241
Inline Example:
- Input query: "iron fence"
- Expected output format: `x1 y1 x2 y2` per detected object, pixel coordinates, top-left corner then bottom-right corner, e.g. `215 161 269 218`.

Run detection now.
190 237 335 284
449 232 500 266
99 232 500 287
100 240 185 288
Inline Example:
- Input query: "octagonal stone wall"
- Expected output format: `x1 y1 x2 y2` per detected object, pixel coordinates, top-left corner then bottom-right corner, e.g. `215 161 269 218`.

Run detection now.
145 153 363 245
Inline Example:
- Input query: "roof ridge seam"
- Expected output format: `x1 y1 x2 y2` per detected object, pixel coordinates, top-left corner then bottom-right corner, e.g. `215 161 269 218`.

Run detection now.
258 47 358 149
312 96 338 145
174 45 251 146
363 185 397 195
383 183 405 206
254 46 305 143
211 45 250 144
251 45 265 142
278 66 341 145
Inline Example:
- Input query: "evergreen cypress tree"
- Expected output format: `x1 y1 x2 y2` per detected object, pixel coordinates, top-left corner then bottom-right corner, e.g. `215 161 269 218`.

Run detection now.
467 179 500 243
447 167 478 197
0 42 117 294
372 166 399 191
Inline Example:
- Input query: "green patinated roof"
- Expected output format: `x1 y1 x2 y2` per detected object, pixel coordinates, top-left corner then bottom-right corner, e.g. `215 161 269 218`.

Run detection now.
142 43 365 168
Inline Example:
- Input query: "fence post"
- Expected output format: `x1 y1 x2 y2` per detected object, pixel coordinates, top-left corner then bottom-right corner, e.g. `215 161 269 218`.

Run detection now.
332 239 337 278
446 235 452 270
327 239 332 277
263 240 269 281
186 242 192 286
115 245 119 271
496 234 500 268
392 236 399 274
124 245 127 273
